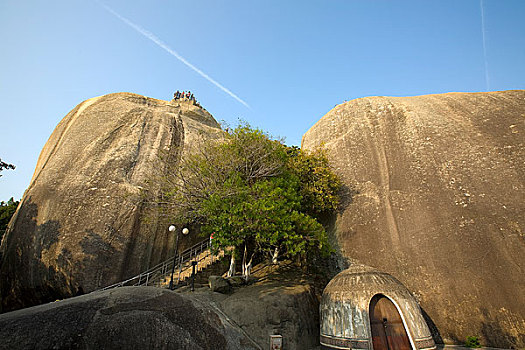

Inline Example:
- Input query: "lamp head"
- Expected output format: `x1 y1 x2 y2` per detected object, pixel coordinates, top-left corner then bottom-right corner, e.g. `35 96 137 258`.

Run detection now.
168 225 176 232
182 227 190 235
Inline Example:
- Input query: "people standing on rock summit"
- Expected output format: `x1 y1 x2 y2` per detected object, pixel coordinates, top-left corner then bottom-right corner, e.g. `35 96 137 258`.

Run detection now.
173 90 198 105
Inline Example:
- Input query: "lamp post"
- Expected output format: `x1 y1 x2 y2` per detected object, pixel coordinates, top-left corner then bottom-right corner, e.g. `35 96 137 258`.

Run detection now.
169 226 189 290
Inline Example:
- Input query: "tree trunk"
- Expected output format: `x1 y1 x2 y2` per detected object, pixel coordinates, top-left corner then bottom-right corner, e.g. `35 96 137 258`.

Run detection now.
244 257 252 282
227 251 236 277
271 247 279 264
242 244 247 276
242 244 253 281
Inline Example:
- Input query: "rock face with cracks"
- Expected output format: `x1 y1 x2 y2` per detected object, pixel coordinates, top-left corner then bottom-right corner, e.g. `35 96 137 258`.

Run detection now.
0 286 260 350
0 93 222 312
302 90 525 348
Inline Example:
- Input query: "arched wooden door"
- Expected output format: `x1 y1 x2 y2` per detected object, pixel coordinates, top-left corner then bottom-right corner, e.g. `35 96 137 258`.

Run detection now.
369 295 412 350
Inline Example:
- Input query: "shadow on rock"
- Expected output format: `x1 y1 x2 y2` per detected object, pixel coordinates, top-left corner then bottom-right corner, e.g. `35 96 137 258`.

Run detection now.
480 308 524 348
0 198 75 313
421 307 443 345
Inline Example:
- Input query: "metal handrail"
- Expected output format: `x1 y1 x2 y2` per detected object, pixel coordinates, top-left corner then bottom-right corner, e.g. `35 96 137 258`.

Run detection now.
100 237 214 291
174 240 216 284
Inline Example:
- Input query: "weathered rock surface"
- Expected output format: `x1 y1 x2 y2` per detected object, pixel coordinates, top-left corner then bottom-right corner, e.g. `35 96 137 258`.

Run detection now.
302 90 525 348
0 286 260 350
194 263 321 350
0 93 222 312
218 281 319 350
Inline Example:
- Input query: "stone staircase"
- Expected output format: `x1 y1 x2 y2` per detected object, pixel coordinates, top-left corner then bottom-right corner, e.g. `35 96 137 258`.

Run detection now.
101 238 225 290
158 248 225 287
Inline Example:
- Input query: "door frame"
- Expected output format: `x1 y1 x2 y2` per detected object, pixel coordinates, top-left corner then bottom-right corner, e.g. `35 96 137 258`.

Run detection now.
368 293 417 350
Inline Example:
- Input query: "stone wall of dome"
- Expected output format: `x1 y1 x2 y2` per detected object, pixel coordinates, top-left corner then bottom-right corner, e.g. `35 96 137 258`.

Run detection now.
320 264 435 350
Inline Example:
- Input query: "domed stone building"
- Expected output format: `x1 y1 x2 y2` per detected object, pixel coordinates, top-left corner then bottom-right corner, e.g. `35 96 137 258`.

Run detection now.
320 264 436 350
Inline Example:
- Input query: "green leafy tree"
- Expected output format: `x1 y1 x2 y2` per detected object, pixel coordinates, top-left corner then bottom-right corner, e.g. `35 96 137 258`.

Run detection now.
200 175 328 269
159 123 288 224
286 145 342 219
0 197 19 242
155 123 339 277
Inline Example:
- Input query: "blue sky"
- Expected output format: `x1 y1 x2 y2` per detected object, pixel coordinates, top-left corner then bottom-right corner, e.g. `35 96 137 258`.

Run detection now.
1 0 524 201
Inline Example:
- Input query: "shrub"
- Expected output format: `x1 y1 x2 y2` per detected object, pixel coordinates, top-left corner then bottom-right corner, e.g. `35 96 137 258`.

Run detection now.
465 335 481 348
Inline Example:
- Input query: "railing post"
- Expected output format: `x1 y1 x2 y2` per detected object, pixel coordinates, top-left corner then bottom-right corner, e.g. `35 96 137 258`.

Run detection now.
190 261 197 291
177 255 183 284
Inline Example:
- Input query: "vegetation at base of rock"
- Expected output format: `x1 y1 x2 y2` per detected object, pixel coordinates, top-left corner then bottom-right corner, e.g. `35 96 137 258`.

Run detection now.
286 145 341 220
465 335 482 348
152 123 341 268
0 159 15 177
0 198 19 242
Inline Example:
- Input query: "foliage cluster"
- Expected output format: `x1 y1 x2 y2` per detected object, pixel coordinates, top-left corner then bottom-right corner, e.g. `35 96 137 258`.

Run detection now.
156 123 341 265
465 336 481 348
0 158 15 177
286 145 341 219
0 198 19 242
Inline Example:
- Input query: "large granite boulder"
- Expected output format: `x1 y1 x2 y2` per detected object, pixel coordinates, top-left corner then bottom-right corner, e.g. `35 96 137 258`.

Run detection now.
302 90 525 348
0 286 260 349
0 93 222 312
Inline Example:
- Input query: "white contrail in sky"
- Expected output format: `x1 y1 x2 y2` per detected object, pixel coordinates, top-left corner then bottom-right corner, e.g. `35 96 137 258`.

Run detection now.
480 0 490 92
98 2 250 109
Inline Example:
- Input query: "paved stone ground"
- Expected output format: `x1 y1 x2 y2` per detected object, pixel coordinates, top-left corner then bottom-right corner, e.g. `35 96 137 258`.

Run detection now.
311 345 512 350
437 346 513 350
